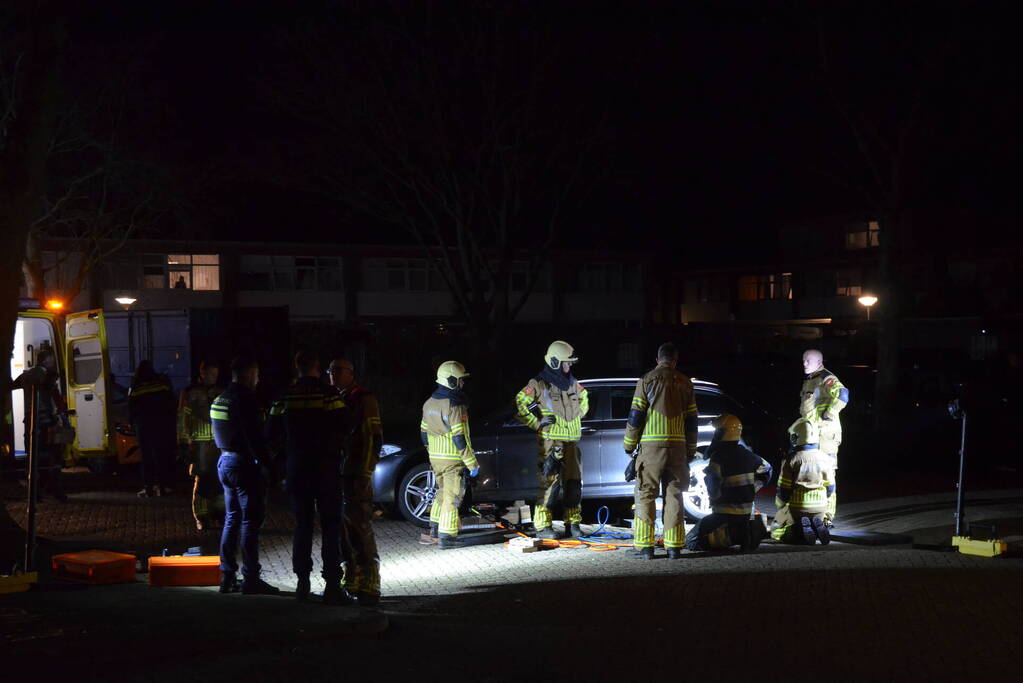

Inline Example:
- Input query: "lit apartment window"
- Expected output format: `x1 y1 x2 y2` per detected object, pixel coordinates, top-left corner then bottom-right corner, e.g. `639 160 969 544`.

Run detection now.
835 268 863 296
238 255 342 291
845 221 880 250
737 273 792 301
143 254 220 290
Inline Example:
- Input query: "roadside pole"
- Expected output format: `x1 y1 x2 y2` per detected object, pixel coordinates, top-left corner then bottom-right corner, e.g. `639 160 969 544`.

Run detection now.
24 384 39 572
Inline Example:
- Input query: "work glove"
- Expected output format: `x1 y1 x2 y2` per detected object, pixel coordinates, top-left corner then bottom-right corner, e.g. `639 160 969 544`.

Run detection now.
469 467 480 478
542 453 562 478
624 457 637 483
536 415 555 433
187 463 196 478
176 443 190 465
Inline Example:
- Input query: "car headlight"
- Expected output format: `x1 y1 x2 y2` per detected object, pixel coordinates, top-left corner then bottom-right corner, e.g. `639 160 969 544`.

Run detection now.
379 444 401 457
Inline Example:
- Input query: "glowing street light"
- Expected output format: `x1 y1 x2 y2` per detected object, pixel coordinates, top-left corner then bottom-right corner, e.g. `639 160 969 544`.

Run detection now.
858 295 878 320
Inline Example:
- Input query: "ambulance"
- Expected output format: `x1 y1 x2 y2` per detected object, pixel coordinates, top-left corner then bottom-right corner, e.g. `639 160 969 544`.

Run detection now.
5 298 130 471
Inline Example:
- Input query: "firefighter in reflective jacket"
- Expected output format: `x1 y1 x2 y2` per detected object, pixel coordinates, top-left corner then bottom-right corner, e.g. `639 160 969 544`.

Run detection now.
421 361 478 549
178 360 223 531
623 342 697 559
328 358 383 605
685 414 772 552
771 418 834 545
515 341 589 540
800 349 848 525
267 351 350 603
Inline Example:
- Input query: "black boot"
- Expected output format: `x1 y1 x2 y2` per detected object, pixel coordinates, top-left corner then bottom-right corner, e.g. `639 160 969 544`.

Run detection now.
439 533 462 550
241 578 281 595
536 527 560 540
323 582 354 605
666 548 684 560
747 514 768 551
565 523 586 539
629 546 655 560
295 575 311 602
219 571 239 594
419 522 439 545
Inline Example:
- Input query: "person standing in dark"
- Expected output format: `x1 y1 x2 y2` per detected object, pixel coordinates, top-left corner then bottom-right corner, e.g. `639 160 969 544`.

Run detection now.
268 351 350 604
210 355 280 595
128 360 176 498
12 348 69 502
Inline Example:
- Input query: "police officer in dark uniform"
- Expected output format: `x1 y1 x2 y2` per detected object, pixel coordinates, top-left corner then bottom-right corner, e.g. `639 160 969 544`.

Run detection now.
268 351 351 604
210 355 280 595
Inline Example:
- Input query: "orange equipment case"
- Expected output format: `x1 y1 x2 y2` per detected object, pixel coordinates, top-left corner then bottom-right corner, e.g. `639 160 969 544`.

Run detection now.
148 555 221 587
51 550 137 585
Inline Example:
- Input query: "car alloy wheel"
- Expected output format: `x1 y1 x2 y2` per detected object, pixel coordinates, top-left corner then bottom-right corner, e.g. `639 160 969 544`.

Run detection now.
399 463 437 527
683 458 712 519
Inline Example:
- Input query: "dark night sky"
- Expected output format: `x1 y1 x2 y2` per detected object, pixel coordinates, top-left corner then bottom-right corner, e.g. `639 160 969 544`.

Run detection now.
66 1 1019 261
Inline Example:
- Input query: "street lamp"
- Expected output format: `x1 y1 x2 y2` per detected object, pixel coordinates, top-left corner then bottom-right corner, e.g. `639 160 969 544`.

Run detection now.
858 294 878 320
114 295 137 310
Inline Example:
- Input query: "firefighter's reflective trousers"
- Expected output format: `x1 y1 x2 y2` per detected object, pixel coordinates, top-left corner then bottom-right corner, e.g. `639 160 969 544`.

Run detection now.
534 438 582 531
633 445 688 549
342 474 380 596
429 458 466 536
191 441 223 528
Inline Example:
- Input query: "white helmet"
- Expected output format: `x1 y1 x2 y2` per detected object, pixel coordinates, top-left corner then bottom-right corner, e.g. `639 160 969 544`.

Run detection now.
436 360 470 388
544 341 578 370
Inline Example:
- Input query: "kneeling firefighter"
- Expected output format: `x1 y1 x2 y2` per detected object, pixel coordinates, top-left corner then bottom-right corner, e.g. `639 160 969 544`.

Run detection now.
514 341 589 540
770 418 834 545
685 414 772 552
421 361 478 549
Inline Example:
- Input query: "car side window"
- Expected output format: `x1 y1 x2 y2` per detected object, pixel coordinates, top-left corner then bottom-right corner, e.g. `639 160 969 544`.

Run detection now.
609 387 633 420
695 390 733 418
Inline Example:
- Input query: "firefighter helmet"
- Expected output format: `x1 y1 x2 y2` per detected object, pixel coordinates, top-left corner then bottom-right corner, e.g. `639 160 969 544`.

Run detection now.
544 341 578 370
712 414 743 441
436 360 470 388
788 418 820 449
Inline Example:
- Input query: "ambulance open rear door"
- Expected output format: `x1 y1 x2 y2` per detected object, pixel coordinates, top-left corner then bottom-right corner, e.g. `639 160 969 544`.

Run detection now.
64 310 111 458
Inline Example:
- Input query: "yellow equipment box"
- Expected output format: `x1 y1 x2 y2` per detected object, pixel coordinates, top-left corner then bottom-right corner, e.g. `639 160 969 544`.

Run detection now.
0 572 38 594
952 535 1008 558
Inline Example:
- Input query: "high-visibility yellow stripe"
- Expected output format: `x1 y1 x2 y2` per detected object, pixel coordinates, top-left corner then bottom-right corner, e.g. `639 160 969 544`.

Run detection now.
714 502 754 515
130 382 170 397
533 505 552 530
639 408 685 441
722 473 756 486
634 518 655 548
664 524 684 548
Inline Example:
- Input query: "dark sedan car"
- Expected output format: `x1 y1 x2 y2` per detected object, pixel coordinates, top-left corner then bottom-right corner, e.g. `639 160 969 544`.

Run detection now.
373 377 778 526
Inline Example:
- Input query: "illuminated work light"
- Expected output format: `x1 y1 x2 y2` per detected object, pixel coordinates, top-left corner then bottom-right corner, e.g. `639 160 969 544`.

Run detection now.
44 299 64 311
114 296 137 306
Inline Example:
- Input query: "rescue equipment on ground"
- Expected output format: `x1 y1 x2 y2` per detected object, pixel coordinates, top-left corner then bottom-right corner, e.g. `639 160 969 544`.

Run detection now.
51 550 137 585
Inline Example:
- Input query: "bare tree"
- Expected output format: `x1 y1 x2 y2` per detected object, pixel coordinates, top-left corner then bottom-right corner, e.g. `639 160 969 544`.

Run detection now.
0 3 66 542
814 8 951 436
21 52 160 305
267 3 605 353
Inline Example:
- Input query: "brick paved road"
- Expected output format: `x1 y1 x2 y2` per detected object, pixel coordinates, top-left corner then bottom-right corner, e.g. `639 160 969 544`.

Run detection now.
4 469 1023 682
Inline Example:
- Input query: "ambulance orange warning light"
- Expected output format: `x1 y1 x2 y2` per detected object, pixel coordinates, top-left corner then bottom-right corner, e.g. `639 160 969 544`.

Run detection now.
44 299 64 312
